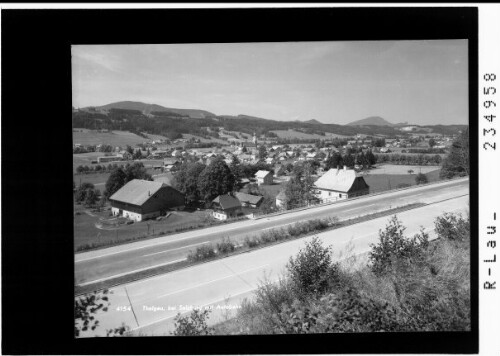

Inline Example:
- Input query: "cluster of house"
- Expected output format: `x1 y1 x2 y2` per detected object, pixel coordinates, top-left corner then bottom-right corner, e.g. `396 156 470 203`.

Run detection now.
108 165 370 223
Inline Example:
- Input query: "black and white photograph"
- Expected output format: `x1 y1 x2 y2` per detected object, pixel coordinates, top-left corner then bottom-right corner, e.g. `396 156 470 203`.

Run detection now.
3 4 494 355
72 39 471 337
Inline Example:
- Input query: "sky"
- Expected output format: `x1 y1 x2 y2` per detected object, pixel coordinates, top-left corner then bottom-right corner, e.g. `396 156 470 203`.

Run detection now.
72 40 468 125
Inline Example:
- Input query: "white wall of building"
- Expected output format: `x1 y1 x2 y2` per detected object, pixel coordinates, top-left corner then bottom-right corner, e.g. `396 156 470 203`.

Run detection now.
317 189 347 203
212 211 228 220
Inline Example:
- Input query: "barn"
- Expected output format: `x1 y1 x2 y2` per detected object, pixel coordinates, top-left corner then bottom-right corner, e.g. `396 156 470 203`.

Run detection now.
313 167 369 203
109 179 185 222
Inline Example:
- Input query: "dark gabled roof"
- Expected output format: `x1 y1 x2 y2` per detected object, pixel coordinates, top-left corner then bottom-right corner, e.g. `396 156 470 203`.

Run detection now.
235 192 264 205
164 158 180 165
212 194 241 210
109 179 165 206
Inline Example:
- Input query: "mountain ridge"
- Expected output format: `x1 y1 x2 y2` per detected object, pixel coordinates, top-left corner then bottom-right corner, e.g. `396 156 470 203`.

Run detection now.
82 101 216 119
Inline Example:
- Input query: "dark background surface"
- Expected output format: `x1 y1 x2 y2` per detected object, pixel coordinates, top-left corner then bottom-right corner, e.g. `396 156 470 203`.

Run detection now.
1 7 478 354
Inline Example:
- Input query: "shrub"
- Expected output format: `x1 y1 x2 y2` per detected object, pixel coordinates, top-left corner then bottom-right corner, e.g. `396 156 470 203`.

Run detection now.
277 288 401 333
287 236 339 298
415 172 428 185
216 237 236 254
434 212 470 241
171 309 213 336
187 244 216 262
369 215 429 276
253 276 296 327
244 236 259 248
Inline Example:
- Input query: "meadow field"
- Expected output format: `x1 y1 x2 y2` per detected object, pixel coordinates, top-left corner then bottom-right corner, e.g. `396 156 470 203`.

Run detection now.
363 168 441 194
73 128 166 146
271 129 345 140
367 164 441 175
74 206 211 251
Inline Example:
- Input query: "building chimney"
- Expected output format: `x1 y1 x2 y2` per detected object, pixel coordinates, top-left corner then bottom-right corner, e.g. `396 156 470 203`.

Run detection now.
343 165 347 171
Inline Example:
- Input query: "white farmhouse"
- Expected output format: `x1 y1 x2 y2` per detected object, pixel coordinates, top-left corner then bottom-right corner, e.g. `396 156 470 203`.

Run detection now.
313 167 369 203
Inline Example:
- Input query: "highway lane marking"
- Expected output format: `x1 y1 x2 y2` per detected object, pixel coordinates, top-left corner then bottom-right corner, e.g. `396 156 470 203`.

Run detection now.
76 258 187 287
77 200 468 287
75 221 259 263
141 241 210 257
134 263 270 304
75 181 469 263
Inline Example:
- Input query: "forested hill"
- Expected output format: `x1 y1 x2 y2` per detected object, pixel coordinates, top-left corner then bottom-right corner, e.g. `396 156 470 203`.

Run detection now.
73 103 467 140
347 116 395 126
82 101 216 119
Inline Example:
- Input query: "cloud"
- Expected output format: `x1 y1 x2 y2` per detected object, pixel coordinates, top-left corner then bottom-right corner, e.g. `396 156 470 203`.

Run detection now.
72 47 124 74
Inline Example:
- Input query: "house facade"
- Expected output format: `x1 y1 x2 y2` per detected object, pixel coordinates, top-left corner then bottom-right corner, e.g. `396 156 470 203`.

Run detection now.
211 194 242 220
275 190 286 210
255 170 273 185
110 179 185 222
313 167 369 203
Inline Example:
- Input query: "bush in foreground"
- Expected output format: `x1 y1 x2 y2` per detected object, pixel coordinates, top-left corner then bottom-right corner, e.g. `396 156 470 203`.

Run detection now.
287 236 340 298
171 309 213 336
211 211 470 335
368 215 429 276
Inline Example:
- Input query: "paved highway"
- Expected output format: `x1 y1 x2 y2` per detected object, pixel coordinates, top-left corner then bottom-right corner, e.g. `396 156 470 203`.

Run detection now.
75 178 469 286
75 193 469 337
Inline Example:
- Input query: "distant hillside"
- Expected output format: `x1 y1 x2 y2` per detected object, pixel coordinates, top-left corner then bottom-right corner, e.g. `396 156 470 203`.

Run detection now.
304 119 323 125
84 101 216 119
347 116 395 127
74 101 466 142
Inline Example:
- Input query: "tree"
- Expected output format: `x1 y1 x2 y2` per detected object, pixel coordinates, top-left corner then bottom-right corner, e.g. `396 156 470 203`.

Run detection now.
103 168 126 199
283 176 305 210
325 153 343 170
124 162 152 182
287 237 339 298
369 215 429 276
258 145 267 160
75 182 95 203
229 154 243 184
415 173 428 185
83 188 99 207
428 138 436 148
440 128 469 178
126 145 134 155
133 149 142 160
174 162 206 204
366 149 377 166
197 157 235 204
343 153 355 168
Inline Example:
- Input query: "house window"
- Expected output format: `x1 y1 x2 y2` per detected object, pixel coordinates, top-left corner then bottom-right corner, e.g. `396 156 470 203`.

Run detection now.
329 192 331 197
339 193 342 198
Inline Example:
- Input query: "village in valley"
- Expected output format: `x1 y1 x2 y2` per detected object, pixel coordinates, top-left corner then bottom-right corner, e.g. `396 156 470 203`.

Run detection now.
73 122 459 252
73 40 470 338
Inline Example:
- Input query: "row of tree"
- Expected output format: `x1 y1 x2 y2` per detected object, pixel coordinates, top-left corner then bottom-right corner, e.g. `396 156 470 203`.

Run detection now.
324 150 377 170
375 153 443 165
